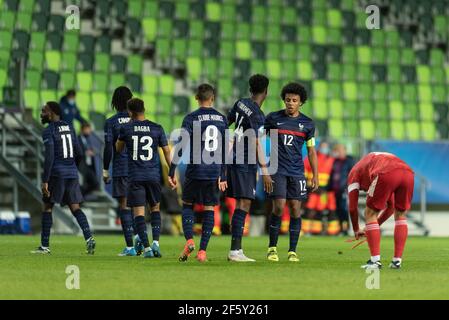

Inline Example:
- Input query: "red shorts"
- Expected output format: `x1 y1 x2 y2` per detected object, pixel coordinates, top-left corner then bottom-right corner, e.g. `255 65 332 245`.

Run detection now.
366 169 414 212
306 192 336 211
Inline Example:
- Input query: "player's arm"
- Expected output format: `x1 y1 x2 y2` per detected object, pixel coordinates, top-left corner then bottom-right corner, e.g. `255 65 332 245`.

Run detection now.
218 123 228 192
168 118 190 189
254 115 273 193
306 141 319 192
41 129 54 197
115 126 126 153
72 130 83 167
102 121 113 183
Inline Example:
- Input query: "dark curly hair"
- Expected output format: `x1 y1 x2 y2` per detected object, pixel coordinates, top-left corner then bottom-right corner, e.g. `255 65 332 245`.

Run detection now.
112 86 133 112
249 74 269 95
280 82 308 104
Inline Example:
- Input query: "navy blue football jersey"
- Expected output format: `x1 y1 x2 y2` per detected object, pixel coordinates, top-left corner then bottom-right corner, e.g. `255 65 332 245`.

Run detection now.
104 111 130 177
228 98 265 172
182 107 228 180
42 121 82 182
265 110 315 177
118 119 168 182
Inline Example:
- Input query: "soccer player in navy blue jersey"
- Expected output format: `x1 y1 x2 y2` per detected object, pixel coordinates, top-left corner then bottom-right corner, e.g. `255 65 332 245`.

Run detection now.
264 83 319 262
168 84 228 263
103 86 136 256
226 74 274 262
32 102 96 255
116 98 172 258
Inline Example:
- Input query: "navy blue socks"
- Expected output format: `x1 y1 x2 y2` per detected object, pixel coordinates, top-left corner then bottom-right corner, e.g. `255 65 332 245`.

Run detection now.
269 214 281 248
151 211 161 242
182 204 194 240
120 209 134 247
73 209 92 240
231 209 247 250
41 212 52 248
289 217 302 252
134 215 150 248
200 210 214 251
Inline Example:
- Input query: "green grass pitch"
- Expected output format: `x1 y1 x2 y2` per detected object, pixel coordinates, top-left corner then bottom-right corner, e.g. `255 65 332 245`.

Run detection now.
1 235 449 299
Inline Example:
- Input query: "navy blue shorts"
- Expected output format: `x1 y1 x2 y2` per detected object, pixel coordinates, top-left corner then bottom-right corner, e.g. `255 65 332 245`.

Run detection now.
127 180 161 207
182 178 220 206
226 166 257 200
112 176 128 198
269 173 308 201
43 177 84 206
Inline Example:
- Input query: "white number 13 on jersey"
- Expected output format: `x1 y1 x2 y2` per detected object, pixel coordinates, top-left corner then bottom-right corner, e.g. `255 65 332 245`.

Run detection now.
132 136 153 161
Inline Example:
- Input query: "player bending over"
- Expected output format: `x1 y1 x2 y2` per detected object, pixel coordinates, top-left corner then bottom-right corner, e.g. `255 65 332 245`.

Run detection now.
32 102 95 255
348 152 414 269
116 98 172 258
264 82 318 262
168 84 228 263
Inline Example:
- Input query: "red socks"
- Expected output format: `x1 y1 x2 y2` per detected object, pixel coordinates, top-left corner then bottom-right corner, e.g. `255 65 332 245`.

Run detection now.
394 218 408 259
365 222 381 257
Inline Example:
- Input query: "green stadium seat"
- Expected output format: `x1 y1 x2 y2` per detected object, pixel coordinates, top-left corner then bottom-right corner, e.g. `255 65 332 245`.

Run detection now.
389 101 404 120
390 120 405 140
218 78 233 100
402 84 418 102
328 81 342 99
297 61 312 80
328 99 343 119
357 46 371 64
175 2 189 19
77 91 91 118
219 59 234 78
327 9 342 28
371 47 386 64
430 49 444 66
375 121 390 139
24 88 39 110
206 2 221 22
251 25 266 42
421 122 436 141
19 0 35 12
313 81 327 99
388 66 401 83
29 31 45 52
77 72 93 92
40 89 57 106
60 71 75 91
297 26 312 44
27 51 43 71
203 57 218 81
328 119 344 139
235 23 251 41
142 18 157 42
402 65 417 83
91 91 108 114
360 119 375 140
63 32 79 52
78 53 94 71
342 63 356 81
141 94 157 116
252 5 266 24
373 101 389 120
343 82 357 101
313 99 328 119
189 21 204 39
188 39 203 57
127 55 143 74
157 95 174 114
218 40 234 59
15 12 32 31
25 70 40 89
388 83 402 101
357 65 372 82
371 30 385 46
0 68 7 88
373 83 387 101
417 65 431 83
345 120 359 137
220 22 235 41
431 67 445 84
386 48 400 65
432 85 447 103
418 84 432 102
172 38 187 62
343 100 358 119
358 83 371 101
327 28 342 45
327 63 342 81
155 39 170 64
0 31 13 51
43 70 59 89
0 10 15 31
128 0 143 18
401 48 415 65
236 41 251 60
94 53 109 73
174 96 190 115
266 60 281 80
267 6 281 24
281 60 296 80
61 52 76 71
312 26 327 45
159 75 175 96
143 74 158 94
32 12 48 31
385 31 400 47
405 121 420 140
419 102 434 121
186 57 201 82
157 114 173 133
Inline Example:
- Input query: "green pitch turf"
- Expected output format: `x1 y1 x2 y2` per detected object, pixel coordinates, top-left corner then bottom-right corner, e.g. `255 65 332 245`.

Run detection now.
1 235 449 299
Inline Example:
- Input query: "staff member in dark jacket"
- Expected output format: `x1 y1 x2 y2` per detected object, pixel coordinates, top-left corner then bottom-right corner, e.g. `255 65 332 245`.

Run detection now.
329 144 354 235
60 89 86 128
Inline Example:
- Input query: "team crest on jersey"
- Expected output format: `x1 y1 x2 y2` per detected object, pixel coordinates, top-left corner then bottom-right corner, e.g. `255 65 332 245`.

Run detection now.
298 123 305 131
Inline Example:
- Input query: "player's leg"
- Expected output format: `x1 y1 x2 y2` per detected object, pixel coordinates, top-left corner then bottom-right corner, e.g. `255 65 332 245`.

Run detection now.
287 199 302 262
197 204 215 262
132 205 153 258
69 203 96 254
179 201 195 261
117 196 137 256
31 202 53 254
390 170 414 269
267 198 284 261
149 203 162 257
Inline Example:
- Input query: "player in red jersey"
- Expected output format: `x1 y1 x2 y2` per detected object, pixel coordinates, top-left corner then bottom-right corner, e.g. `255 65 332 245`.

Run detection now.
347 152 414 269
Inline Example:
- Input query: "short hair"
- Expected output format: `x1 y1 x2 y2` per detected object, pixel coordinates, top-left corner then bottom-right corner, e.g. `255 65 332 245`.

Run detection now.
112 86 133 112
81 122 91 129
66 89 76 97
280 82 308 104
249 74 269 94
46 101 61 116
196 83 215 102
127 98 145 113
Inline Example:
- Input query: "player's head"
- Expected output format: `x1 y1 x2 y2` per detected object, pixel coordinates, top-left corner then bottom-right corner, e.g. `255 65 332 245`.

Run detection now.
249 74 269 97
195 83 215 106
81 122 92 136
65 89 76 104
112 86 133 112
127 98 145 118
41 101 61 124
281 82 308 116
